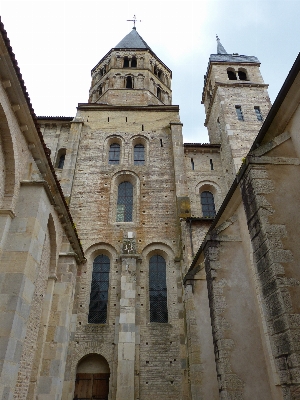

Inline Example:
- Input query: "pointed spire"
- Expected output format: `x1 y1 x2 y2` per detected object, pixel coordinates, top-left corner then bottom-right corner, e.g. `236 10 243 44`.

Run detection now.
216 35 227 55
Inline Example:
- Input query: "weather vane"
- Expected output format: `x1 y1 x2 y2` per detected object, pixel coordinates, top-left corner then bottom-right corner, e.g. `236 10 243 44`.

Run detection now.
127 15 141 29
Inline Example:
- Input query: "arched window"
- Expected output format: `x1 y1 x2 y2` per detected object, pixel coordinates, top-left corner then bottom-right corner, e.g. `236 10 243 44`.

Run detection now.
56 148 66 169
238 70 247 81
99 85 103 95
227 69 237 80
201 191 216 217
117 181 133 222
88 255 110 324
149 255 168 323
126 76 133 88
109 143 120 164
134 144 145 165
131 57 137 68
123 57 129 68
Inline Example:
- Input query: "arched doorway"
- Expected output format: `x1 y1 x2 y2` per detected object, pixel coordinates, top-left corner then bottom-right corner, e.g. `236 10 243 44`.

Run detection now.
74 354 110 400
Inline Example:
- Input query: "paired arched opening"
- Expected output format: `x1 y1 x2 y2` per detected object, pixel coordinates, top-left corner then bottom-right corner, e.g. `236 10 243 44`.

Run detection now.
74 354 110 400
227 67 248 81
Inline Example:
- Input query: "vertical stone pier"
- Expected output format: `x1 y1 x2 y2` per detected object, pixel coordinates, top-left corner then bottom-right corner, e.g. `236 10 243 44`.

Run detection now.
116 234 138 400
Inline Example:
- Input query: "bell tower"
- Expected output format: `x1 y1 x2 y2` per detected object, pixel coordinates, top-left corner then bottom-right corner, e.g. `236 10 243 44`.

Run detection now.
202 37 272 188
88 27 172 106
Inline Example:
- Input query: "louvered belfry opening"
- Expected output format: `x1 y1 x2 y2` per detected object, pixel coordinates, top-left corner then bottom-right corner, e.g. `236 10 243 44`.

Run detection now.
149 255 168 323
88 255 110 324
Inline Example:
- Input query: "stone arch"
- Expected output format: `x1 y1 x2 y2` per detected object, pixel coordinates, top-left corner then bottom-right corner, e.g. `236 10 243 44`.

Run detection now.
131 134 149 166
104 135 125 164
77 353 110 373
238 67 248 81
70 347 114 400
0 103 18 210
227 67 237 80
110 170 140 224
196 180 221 216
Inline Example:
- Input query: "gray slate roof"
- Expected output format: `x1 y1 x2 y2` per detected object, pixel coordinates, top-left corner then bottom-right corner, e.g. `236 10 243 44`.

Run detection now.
114 28 152 50
210 54 260 63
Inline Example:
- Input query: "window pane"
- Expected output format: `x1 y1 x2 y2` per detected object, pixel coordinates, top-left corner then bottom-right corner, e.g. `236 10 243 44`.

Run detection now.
117 181 133 222
109 143 120 164
201 191 216 218
254 107 263 121
134 144 145 165
235 106 244 121
88 255 110 324
149 255 168 323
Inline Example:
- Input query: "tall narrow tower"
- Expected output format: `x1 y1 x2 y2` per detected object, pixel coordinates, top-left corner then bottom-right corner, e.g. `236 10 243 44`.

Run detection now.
60 28 189 400
202 37 271 188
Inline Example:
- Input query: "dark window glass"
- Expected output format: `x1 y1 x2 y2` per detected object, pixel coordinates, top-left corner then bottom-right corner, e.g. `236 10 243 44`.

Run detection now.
201 191 216 218
134 144 145 165
88 255 110 324
58 154 65 169
117 181 133 222
126 76 133 88
157 87 161 100
235 105 244 121
123 57 129 68
238 70 247 80
254 106 263 121
109 143 120 164
149 255 168 323
131 57 137 68
227 70 237 80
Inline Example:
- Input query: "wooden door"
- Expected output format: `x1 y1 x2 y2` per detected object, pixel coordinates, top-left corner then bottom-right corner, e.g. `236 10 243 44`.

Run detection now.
74 373 109 400
93 373 110 399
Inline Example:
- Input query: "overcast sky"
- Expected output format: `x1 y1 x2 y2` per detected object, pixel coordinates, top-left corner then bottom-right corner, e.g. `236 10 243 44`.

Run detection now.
0 0 299 143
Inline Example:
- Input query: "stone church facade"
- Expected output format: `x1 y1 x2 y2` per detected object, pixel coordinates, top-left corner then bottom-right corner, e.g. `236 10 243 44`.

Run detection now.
0 17 300 400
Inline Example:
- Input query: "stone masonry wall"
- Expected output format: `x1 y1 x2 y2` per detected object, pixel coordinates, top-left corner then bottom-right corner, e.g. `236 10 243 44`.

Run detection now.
240 158 300 399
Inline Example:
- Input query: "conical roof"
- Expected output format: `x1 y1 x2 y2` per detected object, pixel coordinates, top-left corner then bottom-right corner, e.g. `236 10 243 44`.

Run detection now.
216 35 227 55
114 28 152 50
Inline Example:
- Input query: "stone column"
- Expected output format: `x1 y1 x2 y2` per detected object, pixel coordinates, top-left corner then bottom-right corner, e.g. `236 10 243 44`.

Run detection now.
116 235 138 400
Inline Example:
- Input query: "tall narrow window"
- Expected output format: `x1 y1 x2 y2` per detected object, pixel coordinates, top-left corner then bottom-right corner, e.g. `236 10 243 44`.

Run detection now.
201 191 216 218
191 158 194 170
88 255 110 324
126 76 133 88
235 105 244 121
109 143 120 164
117 181 133 222
56 148 66 169
210 159 214 170
157 87 162 100
134 144 145 165
131 57 137 67
123 57 129 68
254 106 263 121
149 255 168 323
